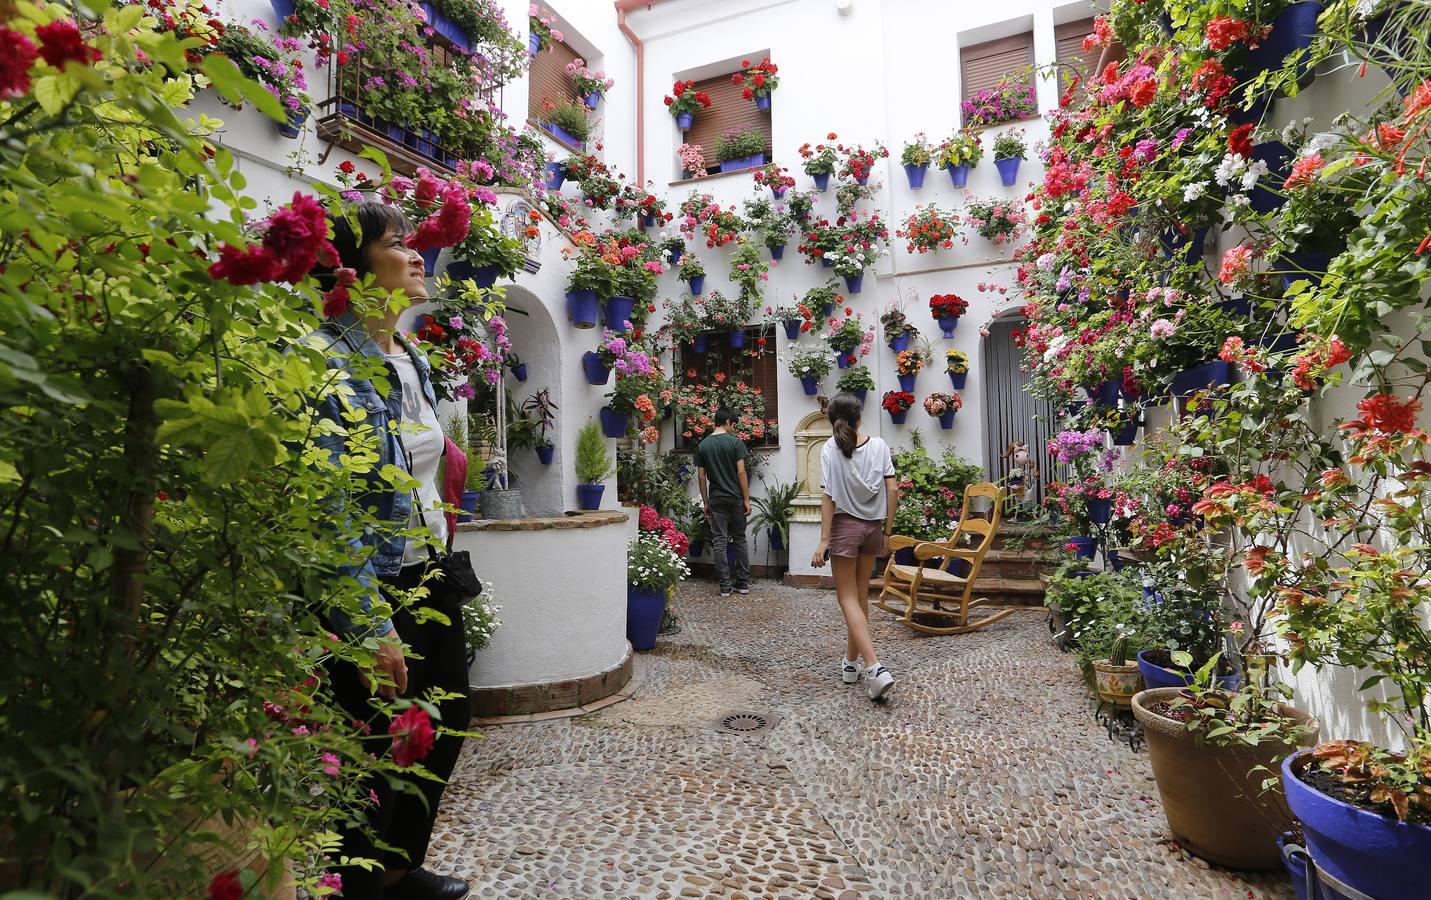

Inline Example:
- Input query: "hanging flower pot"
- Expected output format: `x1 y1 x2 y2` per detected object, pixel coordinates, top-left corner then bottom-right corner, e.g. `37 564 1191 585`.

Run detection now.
897 373 916 392
544 161 565 191
603 295 636 332
599 406 629 438
1248 142 1291 213
768 527 785 551
844 272 864 294
783 320 802 340
1088 381 1120 407
676 111 695 131
1259 1 1325 88
771 184 786 199
640 214 657 229
547 122 582 148
812 171 831 192
688 274 705 296
1109 417 1140 446
945 163 970 187
835 353 853 370
1159 227 1211 266
994 156 1021 186
565 289 599 328
276 105 308 139
755 94 771 112
888 409 907 425
1087 497 1113 525
769 242 785 261
668 245 683 266
626 586 668 651
692 333 708 354
855 175 870 186
938 409 956 429
1171 360 1233 408
1281 751 1431 900
270 0 297 20
446 260 499 290
1277 249 1335 291
820 257 834 269
581 351 610 386
948 371 968 390
938 317 959 338
720 152 767 174
536 444 554 465
528 30 540 55
509 362 528 382
800 375 819 396
584 91 601 110
575 483 604 510
729 329 745 349
852 389 867 404
903 163 928 189
418 247 441 277
889 333 911 353
821 302 835 319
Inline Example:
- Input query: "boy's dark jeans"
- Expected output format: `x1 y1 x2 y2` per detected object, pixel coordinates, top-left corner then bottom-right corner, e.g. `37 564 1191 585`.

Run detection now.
709 496 750 590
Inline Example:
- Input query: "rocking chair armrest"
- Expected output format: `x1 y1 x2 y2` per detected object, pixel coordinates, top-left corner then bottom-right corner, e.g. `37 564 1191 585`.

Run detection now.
886 535 923 551
912 542 980 561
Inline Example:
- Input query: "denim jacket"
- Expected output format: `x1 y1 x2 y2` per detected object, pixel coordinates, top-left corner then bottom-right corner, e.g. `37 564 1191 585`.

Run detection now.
307 310 438 635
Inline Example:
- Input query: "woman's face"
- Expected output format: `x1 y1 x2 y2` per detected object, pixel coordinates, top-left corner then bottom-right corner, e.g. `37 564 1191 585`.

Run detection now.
365 226 428 301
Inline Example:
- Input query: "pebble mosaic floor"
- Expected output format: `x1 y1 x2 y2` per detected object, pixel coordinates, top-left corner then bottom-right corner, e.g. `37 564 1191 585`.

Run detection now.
428 581 1295 899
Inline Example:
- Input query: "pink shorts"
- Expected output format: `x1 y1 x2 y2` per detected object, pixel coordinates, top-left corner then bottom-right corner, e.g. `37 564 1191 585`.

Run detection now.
829 512 884 558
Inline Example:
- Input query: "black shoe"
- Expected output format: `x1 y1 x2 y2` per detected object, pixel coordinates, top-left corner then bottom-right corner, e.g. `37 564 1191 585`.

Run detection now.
386 868 471 900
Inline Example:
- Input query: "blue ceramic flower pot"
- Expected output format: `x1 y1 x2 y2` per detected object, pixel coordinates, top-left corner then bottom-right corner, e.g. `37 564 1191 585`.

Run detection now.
676 111 694 130
938 317 959 338
457 490 479 523
528 30 540 55
889 333 911 353
1278 249 1334 291
447 260 499 290
1109 418 1140 446
820 257 834 268
800 375 819 396
721 152 766 173
1171 360 1232 404
581 351 610 386
904 163 928 189
1067 536 1096 560
1258 1 1324 87
419 247 440 277
855 175 869 186
1281 751 1431 900
1159 226 1211 266
771 185 786 199
565 289 599 328
769 243 785 261
1138 649 1242 690
627 586 668 651
1089 380 1120 407
994 156 1021 186
640 214 657 229
755 93 771 112
897 373 916 392
948 371 967 390
938 410 955 429
603 295 635 332
729 330 745 349
276 105 307 138
688 540 704 558
599 407 628 438
836 354 853 370
270 0 296 22
691 334 708 354
1249 141 1290 213
575 483 604 510
812 171 830 192
888 409 907 425
844 273 863 294
783 320 802 340
536 444 554 465
544 161 565 191
853 389 867 404
768 527 785 551
688 274 705 296
945 163 970 187
584 91 600 110
547 122 582 149
510 363 528 382
821 302 835 319
668 245 682 266
1087 497 1113 525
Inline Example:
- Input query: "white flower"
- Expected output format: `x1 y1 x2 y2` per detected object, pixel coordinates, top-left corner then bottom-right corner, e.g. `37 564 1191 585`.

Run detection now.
1213 154 1246 187
1182 182 1208 203
1240 159 1269 191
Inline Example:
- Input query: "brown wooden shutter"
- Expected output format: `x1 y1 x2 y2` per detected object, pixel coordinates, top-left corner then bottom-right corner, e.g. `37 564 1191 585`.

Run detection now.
527 38 582 125
1055 19 1100 103
680 72 772 176
960 33 1035 116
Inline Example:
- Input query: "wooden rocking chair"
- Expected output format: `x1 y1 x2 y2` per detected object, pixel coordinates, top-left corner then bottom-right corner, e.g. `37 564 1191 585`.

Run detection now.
875 482 1015 635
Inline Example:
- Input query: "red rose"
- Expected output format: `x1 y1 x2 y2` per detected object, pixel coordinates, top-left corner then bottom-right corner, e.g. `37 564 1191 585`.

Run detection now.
35 19 101 68
0 27 39 99
208 870 244 900
389 706 436 767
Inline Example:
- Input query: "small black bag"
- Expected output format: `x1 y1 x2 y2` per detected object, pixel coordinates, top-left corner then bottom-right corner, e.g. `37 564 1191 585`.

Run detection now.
423 547 481 611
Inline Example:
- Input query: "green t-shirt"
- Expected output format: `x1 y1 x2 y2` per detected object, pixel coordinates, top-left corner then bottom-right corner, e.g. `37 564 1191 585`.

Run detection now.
696 431 749 500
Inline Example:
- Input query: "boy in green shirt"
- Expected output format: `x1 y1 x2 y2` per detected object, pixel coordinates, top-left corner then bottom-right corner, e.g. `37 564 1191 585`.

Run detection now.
695 408 752 596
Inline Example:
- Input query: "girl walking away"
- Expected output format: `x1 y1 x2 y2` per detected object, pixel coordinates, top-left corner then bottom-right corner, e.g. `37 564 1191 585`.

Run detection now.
811 393 898 701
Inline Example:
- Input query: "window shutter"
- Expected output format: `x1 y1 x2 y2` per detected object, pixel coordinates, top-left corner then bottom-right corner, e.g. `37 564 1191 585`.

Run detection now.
527 38 582 126
960 33 1035 112
679 72 772 176
1055 19 1100 102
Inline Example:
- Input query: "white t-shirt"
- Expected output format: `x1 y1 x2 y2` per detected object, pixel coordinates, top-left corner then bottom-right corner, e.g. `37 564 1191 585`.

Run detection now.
386 349 449 567
820 435 895 521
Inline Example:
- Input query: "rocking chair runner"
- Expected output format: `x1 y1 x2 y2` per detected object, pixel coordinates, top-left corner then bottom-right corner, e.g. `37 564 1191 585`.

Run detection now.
875 482 1015 635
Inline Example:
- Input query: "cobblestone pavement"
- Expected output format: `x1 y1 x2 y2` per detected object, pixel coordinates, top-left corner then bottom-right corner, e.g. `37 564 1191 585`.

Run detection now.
428 581 1294 899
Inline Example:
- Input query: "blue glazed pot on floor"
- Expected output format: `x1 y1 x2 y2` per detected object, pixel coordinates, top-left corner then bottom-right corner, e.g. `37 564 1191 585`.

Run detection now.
575 483 604 510
626 586 667 651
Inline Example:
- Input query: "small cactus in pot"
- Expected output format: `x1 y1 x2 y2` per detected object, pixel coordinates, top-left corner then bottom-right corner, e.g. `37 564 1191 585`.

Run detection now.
1093 634 1143 708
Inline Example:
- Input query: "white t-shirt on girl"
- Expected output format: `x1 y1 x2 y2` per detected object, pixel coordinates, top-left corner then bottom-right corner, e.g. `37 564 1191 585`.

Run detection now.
820 435 895 521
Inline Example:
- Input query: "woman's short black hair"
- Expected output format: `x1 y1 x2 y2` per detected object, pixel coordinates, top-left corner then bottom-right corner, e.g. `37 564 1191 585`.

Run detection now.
313 201 413 290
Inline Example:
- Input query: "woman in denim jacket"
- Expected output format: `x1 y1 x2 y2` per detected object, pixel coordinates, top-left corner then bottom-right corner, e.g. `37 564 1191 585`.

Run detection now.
309 202 471 900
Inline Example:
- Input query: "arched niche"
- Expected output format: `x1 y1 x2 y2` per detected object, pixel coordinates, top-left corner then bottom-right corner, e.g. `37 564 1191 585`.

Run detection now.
792 409 832 524
497 283 563 515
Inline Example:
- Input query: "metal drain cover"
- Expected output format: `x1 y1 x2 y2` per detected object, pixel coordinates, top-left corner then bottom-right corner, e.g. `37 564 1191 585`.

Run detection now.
715 710 776 736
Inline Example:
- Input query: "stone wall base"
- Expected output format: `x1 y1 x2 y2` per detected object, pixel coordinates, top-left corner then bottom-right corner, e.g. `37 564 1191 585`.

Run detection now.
470 647 633 717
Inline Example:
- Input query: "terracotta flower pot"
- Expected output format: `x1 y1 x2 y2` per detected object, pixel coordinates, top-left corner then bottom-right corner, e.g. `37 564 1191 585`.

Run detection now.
1132 687 1319 871
1091 659 1141 708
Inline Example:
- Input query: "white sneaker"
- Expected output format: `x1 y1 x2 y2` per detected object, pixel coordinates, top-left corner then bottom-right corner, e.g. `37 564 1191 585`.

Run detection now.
865 665 895 701
841 659 861 684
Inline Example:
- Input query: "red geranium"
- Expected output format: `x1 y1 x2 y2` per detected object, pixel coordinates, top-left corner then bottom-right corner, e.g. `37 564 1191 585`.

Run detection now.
1205 16 1258 51
35 18 101 68
389 706 436 767
1128 79 1157 108
0 27 39 99
1227 123 1255 158
929 294 968 318
880 391 914 414
1350 394 1422 435
208 870 244 900
406 184 472 252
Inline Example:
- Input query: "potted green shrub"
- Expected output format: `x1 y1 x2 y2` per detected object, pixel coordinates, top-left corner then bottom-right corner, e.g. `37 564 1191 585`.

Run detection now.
750 479 800 556
787 347 833 396
835 364 875 403
626 531 690 650
992 129 1027 186
900 133 934 188
714 125 768 173
538 96 590 148
573 419 612 510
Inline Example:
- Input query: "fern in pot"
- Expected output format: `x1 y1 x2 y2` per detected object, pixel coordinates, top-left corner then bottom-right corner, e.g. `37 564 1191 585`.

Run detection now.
750 478 801 557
